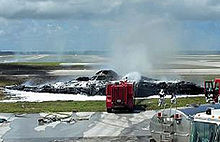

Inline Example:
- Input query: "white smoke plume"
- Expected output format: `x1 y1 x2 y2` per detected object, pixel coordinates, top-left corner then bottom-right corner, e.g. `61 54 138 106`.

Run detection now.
122 72 141 82
109 15 180 75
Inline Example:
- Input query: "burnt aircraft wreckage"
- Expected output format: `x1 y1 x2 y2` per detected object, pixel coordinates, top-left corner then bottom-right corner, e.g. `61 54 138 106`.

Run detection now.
6 70 203 97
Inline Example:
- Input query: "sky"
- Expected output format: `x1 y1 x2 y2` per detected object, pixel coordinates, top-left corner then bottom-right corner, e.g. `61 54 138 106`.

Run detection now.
0 0 220 51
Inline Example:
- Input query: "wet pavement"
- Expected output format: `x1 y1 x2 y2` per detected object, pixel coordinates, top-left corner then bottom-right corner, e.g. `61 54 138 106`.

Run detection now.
0 111 156 142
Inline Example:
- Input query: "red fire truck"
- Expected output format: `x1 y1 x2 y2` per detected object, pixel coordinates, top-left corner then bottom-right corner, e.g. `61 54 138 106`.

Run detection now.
204 78 220 103
106 81 135 112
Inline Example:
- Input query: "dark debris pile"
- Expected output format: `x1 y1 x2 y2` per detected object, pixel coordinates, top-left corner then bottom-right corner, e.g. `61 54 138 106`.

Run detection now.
136 81 203 97
6 70 204 97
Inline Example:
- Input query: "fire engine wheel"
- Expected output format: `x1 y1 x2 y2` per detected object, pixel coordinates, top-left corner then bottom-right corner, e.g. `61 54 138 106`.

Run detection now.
107 108 112 113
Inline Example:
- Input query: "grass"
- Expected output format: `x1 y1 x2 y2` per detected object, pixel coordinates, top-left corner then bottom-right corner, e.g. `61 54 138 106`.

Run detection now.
1 62 89 70
7 62 61 66
0 101 106 113
0 80 19 87
136 97 206 110
0 97 206 113
0 91 4 100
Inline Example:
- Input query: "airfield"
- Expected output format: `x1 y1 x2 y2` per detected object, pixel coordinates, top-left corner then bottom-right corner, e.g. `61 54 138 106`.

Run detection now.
0 53 220 141
1 54 220 79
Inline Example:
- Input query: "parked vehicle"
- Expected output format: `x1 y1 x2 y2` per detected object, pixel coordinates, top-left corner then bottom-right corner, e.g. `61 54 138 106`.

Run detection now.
204 78 220 103
106 81 135 112
191 108 220 142
150 104 220 142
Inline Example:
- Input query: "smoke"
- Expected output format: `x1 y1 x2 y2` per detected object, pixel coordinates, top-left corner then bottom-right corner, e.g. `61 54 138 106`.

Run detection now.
109 14 181 76
122 72 141 82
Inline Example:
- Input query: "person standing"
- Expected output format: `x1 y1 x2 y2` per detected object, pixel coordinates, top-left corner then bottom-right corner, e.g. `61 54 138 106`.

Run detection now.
171 92 177 105
158 89 166 107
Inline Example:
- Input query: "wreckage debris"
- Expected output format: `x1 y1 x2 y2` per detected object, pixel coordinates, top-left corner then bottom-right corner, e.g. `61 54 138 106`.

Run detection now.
76 77 90 81
5 70 204 97
6 70 118 96
91 70 119 81
38 113 73 125
136 81 203 97
38 113 91 125
14 113 27 117
0 118 7 123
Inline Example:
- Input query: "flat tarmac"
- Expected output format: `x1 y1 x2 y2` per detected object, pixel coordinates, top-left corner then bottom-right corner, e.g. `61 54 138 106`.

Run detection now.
0 111 156 142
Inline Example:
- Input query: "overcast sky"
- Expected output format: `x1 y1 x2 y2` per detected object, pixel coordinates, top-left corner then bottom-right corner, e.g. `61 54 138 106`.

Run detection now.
0 0 220 51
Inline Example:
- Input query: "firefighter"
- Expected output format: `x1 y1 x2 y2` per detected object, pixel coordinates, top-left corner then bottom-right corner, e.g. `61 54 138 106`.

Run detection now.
158 89 166 107
171 92 176 104
214 86 219 103
205 88 209 103
206 88 213 103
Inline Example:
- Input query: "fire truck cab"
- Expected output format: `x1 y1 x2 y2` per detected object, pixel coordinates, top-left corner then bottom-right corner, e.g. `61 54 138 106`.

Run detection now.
191 109 220 142
204 79 220 103
106 81 135 113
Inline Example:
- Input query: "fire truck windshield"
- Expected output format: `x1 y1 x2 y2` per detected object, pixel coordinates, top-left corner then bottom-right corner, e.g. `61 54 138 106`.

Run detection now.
190 122 218 142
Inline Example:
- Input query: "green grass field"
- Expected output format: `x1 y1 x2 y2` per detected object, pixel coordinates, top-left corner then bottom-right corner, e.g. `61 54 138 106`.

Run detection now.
8 62 61 66
0 62 89 70
136 96 206 110
0 97 206 113
0 101 106 113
